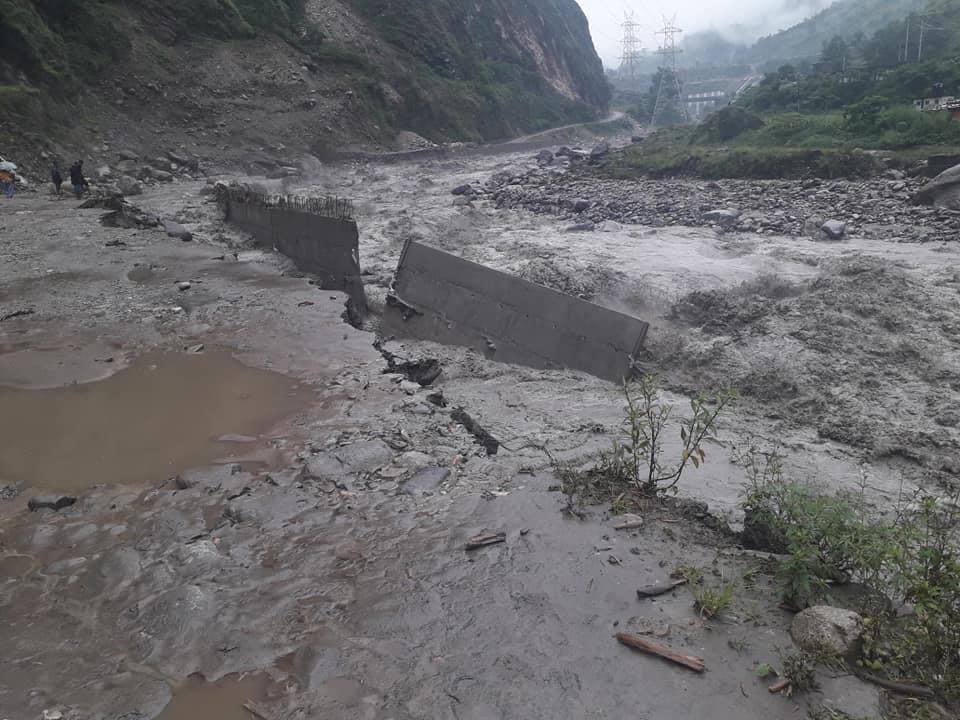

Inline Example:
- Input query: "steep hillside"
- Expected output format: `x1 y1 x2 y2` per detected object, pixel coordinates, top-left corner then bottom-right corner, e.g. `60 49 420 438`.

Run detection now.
749 0 925 66
0 0 609 170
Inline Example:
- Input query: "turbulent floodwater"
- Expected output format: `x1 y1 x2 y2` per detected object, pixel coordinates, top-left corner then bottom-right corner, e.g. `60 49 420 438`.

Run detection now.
287 147 959 514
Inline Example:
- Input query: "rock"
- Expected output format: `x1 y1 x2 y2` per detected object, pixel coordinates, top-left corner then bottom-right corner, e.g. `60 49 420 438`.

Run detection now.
703 208 741 225
177 281 192 291
790 606 863 658
399 380 422 395
536 149 554 166
397 451 434 470
95 165 112 180
612 513 644 530
572 199 591 213
401 466 450 497
803 215 826 238
452 196 472 207
118 149 139 161
117 175 143 196
152 169 174 183
913 162 960 209
164 221 193 242
820 219 847 240
173 475 195 490
565 221 595 232
151 157 173 172
590 141 610 159
333 439 395 474
302 452 346 482
556 146 572 157
167 151 198 170
451 184 474 196
28 496 77 512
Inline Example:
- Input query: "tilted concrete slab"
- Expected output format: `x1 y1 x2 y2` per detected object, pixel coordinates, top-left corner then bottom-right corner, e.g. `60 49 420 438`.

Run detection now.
382 240 649 382
220 187 368 316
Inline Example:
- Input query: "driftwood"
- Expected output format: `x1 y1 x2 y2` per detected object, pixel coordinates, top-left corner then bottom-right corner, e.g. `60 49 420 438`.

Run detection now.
768 678 791 694
854 670 938 700
0 308 34 322
465 531 506 551
451 408 500 455
636 579 688 599
615 632 706 672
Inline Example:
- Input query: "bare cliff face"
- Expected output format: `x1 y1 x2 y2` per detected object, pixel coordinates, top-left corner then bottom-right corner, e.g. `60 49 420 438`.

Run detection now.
0 0 610 167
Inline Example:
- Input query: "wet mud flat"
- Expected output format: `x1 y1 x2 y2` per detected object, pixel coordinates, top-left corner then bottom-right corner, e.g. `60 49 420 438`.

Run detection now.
0 348 312 492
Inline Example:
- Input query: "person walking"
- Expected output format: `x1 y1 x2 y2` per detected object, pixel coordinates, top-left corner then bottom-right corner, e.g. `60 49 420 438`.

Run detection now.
51 162 63 197
0 168 13 198
69 161 86 198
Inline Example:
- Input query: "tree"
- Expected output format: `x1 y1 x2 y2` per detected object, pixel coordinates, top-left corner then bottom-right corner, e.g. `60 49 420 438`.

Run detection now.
777 64 798 82
821 35 849 67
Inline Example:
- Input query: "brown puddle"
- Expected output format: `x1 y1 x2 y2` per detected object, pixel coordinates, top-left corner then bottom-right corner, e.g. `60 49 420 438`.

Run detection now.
156 673 274 720
0 349 312 491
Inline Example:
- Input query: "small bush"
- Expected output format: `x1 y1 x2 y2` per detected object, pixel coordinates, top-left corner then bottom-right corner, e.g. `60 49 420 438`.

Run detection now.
602 375 733 496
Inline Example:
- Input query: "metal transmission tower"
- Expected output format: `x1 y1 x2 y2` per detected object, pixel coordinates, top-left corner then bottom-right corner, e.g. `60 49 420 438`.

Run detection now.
619 11 644 83
651 18 688 128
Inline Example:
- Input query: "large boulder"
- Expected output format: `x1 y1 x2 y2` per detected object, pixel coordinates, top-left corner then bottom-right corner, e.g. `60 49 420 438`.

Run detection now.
118 176 142 196
590 141 610 159
790 606 863 658
536 149 554 166
167 151 199 171
820 219 847 240
163 220 193 241
703 208 741 226
913 163 960 209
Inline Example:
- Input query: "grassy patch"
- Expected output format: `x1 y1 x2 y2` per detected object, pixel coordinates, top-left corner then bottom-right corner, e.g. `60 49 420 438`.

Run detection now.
598 135 882 180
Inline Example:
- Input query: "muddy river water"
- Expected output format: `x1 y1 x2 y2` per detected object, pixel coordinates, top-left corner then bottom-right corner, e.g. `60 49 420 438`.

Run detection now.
1 132 955 719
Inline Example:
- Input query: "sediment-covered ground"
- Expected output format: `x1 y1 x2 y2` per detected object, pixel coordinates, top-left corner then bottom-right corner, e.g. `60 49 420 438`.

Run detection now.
2 133 956 719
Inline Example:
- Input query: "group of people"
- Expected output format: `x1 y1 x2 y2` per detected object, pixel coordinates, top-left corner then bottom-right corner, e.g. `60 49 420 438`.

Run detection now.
51 161 88 198
0 157 89 199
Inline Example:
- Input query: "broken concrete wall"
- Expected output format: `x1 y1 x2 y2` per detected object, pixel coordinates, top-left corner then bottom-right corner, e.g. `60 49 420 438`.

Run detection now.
382 240 649 382
220 187 368 315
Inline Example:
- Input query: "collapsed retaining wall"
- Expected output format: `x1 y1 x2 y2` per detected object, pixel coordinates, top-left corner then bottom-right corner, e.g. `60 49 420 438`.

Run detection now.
218 186 368 315
382 240 649 382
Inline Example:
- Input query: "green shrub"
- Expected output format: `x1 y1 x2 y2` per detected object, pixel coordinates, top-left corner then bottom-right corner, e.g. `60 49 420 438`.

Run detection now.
739 447 960 703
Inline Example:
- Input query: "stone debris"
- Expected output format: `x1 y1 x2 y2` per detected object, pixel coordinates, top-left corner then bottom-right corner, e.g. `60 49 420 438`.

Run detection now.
790 605 864 658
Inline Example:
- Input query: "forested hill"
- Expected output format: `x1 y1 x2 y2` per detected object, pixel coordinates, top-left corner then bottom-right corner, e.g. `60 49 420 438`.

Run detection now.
749 0 926 67
0 0 610 165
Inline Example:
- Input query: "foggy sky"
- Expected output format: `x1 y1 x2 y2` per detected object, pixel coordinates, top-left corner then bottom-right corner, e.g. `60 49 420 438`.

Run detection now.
577 0 833 67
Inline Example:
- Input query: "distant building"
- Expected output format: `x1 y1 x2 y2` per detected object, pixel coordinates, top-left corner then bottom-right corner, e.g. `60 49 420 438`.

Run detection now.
913 96 960 114
684 90 727 120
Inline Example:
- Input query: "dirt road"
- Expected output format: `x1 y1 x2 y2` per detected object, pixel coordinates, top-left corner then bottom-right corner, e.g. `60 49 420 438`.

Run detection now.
1 134 937 718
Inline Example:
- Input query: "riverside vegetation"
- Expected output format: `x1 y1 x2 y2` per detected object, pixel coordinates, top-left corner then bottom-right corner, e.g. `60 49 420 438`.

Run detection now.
557 376 960 714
